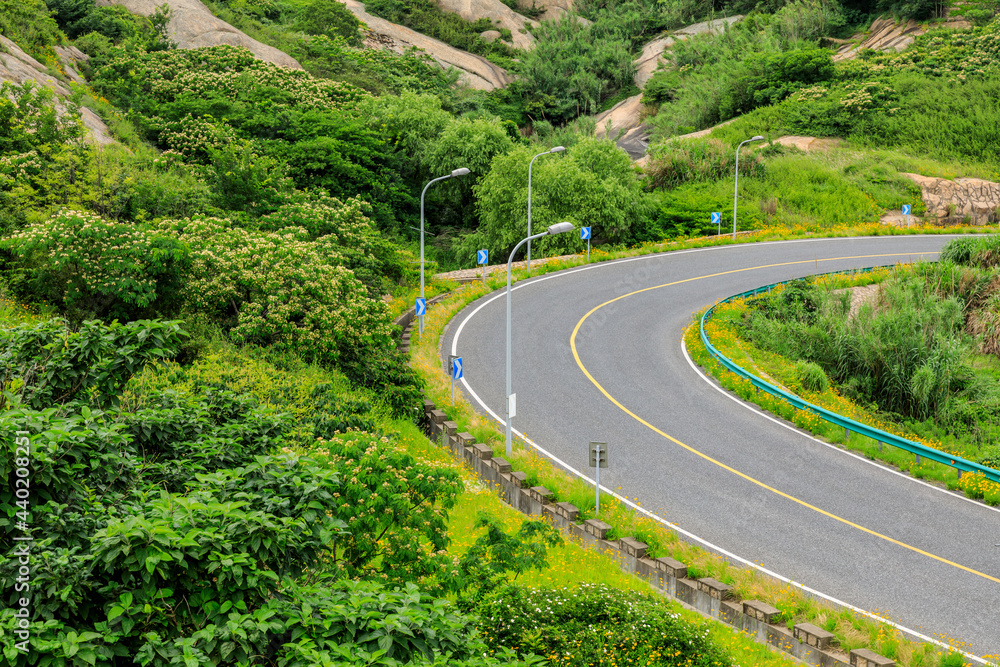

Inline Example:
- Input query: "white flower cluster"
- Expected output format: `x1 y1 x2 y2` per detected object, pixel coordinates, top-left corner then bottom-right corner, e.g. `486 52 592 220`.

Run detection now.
156 207 393 365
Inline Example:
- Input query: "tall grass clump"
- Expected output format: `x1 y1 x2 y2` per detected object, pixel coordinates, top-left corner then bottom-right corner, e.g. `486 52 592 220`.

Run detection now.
733 256 1000 471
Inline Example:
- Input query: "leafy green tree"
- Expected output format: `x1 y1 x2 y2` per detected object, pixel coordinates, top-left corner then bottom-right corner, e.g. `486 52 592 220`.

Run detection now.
426 117 514 187
312 430 463 586
512 14 635 123
470 138 654 259
157 215 394 370
206 138 295 216
453 512 562 610
362 91 453 184
256 193 415 294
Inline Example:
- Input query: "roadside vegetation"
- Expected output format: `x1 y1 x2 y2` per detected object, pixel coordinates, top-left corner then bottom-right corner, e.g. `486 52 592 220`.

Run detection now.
690 236 1000 504
2 0 1000 663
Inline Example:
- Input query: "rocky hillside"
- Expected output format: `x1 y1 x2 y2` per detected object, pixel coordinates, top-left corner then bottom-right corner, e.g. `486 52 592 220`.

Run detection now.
0 36 113 143
104 0 301 67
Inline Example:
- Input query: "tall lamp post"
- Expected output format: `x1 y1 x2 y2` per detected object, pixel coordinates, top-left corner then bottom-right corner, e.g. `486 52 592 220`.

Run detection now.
505 221 575 455
527 146 565 274
419 167 470 334
732 136 764 239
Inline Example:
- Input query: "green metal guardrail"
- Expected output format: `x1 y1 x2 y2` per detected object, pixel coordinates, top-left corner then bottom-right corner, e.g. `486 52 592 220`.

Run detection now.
699 267 1000 485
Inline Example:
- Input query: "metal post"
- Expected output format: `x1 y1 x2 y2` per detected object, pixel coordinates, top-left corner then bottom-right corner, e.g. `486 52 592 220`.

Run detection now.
527 147 564 274
506 230 548 456
419 168 470 335
420 175 449 335
587 237 590 262
595 443 601 516
732 136 763 240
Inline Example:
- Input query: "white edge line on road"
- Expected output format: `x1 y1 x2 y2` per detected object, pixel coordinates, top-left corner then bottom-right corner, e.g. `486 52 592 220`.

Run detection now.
681 338 1000 516
447 236 990 664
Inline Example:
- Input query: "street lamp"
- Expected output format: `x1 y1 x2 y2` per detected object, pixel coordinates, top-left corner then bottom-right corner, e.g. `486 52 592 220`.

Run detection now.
419 167 470 334
505 221 575 455
732 136 764 239
527 146 565 274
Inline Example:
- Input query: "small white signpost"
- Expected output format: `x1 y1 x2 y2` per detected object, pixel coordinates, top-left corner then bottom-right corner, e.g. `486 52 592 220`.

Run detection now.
589 441 608 515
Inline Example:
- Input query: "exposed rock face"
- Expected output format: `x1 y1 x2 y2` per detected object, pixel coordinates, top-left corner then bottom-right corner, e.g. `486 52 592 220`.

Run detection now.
435 0 537 50
772 135 841 151
53 45 89 85
101 0 302 69
480 29 503 42
634 15 742 87
633 35 675 88
599 15 744 158
517 0 573 22
594 95 652 159
833 16 971 61
342 0 514 90
595 94 643 139
902 172 1000 225
0 36 114 145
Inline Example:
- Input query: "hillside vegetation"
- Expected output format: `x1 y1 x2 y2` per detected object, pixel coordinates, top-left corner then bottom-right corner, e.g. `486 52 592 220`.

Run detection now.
1 0 999 663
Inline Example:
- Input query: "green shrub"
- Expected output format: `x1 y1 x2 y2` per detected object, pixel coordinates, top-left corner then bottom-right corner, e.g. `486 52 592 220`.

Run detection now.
796 360 829 392
0 330 485 665
720 48 834 118
511 13 636 123
0 318 187 409
645 137 763 191
2 209 191 322
206 138 295 215
979 445 1000 470
475 584 730 666
292 0 363 45
0 0 62 58
157 216 393 370
941 235 1000 268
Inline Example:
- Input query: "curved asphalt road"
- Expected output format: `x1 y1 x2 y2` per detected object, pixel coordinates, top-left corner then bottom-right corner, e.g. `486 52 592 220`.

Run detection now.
442 236 1000 659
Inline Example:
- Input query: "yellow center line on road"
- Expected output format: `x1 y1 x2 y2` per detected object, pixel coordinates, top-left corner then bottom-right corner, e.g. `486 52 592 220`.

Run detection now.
570 253 1000 585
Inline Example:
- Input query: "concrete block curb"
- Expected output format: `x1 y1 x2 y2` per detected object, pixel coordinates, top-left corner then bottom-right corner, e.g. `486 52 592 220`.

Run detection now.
419 401 899 667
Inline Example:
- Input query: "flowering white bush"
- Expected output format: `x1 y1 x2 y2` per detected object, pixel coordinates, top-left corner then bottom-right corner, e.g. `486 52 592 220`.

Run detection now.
257 195 413 293
157 215 393 367
1 208 189 321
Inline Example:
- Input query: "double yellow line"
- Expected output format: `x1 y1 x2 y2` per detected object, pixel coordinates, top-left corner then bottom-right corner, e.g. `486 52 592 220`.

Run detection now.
570 254 1000 584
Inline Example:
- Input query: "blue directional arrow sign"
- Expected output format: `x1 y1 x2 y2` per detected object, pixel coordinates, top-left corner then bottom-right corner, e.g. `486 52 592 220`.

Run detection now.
415 298 426 316
581 227 591 240
711 212 721 225
477 249 488 265
452 357 463 379
902 204 911 216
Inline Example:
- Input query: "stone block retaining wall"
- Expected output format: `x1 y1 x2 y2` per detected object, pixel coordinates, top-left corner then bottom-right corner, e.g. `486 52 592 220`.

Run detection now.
421 399 896 667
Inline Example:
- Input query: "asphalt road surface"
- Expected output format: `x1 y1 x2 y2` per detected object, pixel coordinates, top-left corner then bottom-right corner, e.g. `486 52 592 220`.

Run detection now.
442 235 1000 659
